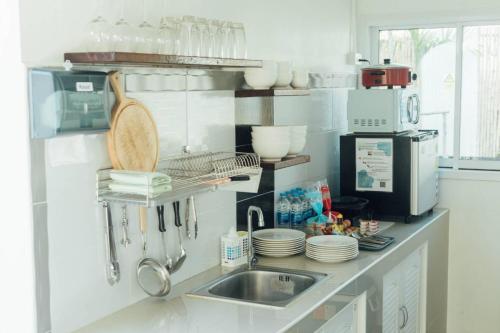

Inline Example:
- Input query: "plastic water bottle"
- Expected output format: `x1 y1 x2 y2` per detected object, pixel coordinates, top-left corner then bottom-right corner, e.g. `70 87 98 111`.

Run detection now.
276 193 291 228
290 193 303 230
300 191 312 220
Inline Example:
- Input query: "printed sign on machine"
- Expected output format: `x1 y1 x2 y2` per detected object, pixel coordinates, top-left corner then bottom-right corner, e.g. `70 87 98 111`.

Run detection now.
355 138 393 193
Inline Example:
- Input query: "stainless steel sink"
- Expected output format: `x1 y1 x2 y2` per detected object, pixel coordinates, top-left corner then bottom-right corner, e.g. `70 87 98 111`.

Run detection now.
187 266 327 308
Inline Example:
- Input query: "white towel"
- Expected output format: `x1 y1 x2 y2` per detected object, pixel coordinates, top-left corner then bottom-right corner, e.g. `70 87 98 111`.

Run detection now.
109 170 171 186
109 182 172 197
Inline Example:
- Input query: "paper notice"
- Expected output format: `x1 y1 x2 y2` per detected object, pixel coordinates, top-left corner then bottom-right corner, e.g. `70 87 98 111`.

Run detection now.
355 138 393 193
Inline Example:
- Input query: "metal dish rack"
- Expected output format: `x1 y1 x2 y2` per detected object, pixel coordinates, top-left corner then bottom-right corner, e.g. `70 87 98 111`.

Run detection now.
96 152 261 207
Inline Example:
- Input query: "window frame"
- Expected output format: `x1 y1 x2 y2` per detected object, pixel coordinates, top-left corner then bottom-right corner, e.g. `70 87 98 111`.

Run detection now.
371 21 500 171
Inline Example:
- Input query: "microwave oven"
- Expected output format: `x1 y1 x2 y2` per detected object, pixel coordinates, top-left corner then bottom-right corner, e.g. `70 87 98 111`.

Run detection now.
347 89 420 133
340 130 439 222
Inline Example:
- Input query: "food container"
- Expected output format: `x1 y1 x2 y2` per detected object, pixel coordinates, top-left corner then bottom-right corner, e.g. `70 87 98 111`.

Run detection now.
361 59 417 89
331 196 370 226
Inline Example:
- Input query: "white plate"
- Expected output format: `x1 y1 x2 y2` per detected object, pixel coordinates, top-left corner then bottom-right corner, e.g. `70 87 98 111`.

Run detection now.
257 252 304 257
306 246 358 253
306 250 358 257
306 249 358 256
254 238 305 244
255 249 305 254
306 248 358 255
253 229 306 242
306 244 358 251
306 254 358 263
254 241 304 248
306 235 358 248
306 253 358 260
306 242 358 249
254 245 306 251
256 247 304 253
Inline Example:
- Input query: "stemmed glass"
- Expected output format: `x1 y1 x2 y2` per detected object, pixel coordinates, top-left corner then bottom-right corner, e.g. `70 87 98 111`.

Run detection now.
157 17 177 55
135 0 157 53
111 0 133 52
86 2 111 51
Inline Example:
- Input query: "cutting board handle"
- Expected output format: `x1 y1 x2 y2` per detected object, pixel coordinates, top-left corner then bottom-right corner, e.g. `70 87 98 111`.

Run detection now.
139 207 148 234
108 71 126 104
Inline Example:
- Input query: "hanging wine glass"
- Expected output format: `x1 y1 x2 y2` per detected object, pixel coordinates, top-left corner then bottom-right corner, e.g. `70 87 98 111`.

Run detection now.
86 2 111 51
111 0 133 52
135 0 157 53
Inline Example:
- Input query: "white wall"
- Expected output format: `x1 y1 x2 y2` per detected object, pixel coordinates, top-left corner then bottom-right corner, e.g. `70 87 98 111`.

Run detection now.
0 1 37 332
438 174 500 333
19 0 356 332
356 1 500 332
20 0 355 73
42 89 238 333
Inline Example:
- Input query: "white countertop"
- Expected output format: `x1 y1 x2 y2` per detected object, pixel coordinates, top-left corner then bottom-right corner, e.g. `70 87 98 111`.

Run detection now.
75 209 448 333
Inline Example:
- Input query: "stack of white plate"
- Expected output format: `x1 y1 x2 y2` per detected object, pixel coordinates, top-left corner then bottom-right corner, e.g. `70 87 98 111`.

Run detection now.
306 235 359 263
252 229 306 257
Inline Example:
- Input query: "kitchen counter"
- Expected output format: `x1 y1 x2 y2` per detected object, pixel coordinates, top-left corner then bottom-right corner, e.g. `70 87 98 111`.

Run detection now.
75 209 449 333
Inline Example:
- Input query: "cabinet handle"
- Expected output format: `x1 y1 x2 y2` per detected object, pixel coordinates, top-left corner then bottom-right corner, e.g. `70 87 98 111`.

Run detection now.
402 305 409 329
399 305 408 329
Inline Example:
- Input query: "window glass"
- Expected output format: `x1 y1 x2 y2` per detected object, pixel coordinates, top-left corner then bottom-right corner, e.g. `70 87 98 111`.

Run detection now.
461 25 500 160
379 28 457 158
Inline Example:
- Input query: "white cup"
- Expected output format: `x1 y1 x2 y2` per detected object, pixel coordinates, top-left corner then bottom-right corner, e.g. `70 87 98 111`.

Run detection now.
291 68 310 89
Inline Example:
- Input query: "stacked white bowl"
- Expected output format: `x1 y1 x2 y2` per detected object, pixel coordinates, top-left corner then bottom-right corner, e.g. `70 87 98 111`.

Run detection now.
251 126 290 162
287 126 308 157
244 61 278 89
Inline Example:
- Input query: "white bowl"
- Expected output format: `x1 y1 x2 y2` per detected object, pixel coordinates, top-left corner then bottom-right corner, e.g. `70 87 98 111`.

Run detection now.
287 126 307 156
251 126 290 137
251 132 289 140
274 61 293 88
252 138 290 162
291 69 310 88
287 142 306 156
244 61 278 89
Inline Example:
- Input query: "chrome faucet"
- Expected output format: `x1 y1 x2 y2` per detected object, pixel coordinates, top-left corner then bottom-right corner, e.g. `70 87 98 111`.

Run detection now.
247 206 265 269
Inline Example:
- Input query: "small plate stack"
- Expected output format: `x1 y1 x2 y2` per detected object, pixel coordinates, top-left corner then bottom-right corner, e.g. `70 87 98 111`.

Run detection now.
306 235 359 263
252 229 306 257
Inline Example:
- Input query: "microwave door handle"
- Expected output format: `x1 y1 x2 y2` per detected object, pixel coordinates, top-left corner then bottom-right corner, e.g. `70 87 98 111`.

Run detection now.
412 94 420 124
406 95 413 124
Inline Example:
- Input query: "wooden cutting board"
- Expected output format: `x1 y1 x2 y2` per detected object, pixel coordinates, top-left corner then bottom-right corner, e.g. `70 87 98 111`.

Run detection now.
107 71 159 235
107 71 159 172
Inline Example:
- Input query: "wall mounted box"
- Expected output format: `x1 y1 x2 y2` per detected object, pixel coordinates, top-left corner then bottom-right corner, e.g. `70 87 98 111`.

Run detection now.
29 69 112 138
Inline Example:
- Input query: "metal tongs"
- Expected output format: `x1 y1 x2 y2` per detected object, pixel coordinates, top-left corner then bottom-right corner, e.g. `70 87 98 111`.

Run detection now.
185 195 198 239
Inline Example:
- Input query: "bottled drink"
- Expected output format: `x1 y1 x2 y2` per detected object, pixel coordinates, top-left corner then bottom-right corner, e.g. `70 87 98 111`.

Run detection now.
300 191 312 220
290 193 303 230
276 193 291 228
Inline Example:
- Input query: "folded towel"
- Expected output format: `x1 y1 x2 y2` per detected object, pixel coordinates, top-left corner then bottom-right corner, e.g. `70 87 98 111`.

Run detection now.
109 170 171 186
109 182 172 197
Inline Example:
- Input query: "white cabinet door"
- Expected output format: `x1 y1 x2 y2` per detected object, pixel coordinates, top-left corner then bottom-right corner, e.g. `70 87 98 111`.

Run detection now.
315 293 367 333
400 250 424 333
383 267 403 333
382 245 427 333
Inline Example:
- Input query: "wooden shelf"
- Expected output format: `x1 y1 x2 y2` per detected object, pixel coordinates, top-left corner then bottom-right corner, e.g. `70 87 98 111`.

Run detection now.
64 52 262 69
235 88 310 98
260 155 311 170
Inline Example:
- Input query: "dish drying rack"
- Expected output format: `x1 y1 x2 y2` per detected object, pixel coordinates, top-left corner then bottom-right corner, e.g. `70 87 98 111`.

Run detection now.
96 151 262 207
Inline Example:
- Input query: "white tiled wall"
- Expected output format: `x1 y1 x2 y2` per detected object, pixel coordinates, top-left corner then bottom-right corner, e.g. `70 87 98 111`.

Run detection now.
40 85 237 333
271 88 350 221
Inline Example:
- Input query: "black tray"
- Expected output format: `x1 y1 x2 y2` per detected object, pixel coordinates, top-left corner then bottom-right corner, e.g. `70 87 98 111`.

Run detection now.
358 235 395 251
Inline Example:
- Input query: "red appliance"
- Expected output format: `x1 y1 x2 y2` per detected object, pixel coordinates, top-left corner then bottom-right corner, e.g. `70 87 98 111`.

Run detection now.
362 59 417 89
